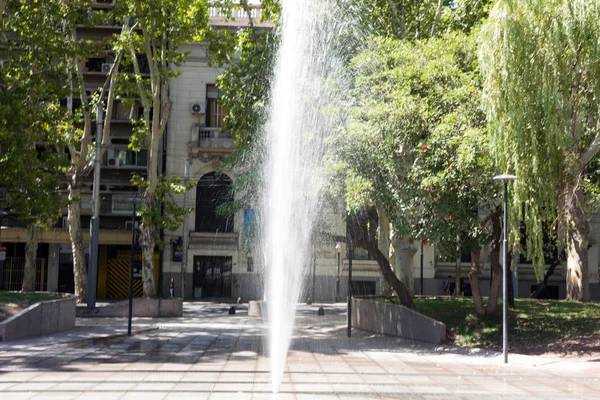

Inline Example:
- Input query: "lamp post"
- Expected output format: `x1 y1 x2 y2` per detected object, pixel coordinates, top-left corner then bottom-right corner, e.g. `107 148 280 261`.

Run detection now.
493 174 517 364
347 239 353 338
128 196 143 337
335 243 342 303
420 240 424 296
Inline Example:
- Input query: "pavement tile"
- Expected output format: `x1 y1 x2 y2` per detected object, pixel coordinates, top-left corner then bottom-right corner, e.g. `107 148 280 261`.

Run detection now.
172 382 215 391
31 392 83 399
119 392 169 400
9 382 59 391
165 394 210 400
3 303 600 400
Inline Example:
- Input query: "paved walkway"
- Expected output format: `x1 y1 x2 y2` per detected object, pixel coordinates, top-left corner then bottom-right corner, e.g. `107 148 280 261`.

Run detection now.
0 303 598 399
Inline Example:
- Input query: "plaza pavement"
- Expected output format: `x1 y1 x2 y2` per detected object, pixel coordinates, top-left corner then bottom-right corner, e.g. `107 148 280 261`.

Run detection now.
0 302 598 399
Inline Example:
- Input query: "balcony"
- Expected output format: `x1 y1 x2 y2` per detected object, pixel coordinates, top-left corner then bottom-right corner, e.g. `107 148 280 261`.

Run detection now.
190 127 235 159
209 6 274 28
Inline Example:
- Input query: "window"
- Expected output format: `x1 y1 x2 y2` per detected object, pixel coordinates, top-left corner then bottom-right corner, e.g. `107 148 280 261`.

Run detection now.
112 194 135 214
247 257 254 272
195 172 234 233
206 84 227 128
107 148 148 168
80 194 93 211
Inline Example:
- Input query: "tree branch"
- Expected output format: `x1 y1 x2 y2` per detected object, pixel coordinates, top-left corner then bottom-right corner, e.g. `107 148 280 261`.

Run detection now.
580 131 600 169
430 0 444 37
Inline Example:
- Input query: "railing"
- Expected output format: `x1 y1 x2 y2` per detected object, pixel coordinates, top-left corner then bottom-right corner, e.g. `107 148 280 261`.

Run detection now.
209 5 263 21
197 127 232 140
0 258 47 291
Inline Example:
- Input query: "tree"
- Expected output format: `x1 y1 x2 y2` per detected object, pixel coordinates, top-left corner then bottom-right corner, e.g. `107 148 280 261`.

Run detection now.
479 0 600 301
340 32 500 311
115 0 210 297
0 0 69 292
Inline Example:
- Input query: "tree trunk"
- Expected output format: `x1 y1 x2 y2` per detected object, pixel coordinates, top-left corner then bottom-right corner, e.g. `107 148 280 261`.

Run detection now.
365 240 413 308
67 183 87 303
139 217 157 298
393 238 416 297
563 184 590 301
530 250 566 298
378 208 393 295
352 207 413 307
469 247 485 315
22 224 40 292
486 213 503 314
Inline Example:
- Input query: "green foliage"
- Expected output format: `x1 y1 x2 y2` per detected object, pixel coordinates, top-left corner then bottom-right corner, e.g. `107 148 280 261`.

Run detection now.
381 297 600 351
479 0 600 277
0 0 73 227
343 0 493 40
131 174 193 234
341 32 493 258
216 26 278 210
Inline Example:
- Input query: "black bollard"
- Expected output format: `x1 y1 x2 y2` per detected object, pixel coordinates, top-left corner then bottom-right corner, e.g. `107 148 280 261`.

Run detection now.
317 307 325 316
229 306 236 315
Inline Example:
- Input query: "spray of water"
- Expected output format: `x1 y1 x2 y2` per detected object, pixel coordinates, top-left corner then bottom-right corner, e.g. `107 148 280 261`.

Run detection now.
260 0 353 393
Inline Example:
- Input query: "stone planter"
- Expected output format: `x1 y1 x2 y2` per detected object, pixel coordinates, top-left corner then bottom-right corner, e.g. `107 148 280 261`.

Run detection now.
351 297 446 344
248 300 267 318
77 298 183 318
0 294 76 341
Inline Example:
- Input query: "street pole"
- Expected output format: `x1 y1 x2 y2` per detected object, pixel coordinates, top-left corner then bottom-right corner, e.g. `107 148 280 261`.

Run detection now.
88 103 103 308
128 197 142 337
347 239 353 338
180 159 190 298
420 241 424 296
335 243 341 302
311 246 316 303
494 174 516 364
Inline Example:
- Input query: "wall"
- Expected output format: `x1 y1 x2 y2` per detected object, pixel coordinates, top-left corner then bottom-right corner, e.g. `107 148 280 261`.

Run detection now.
0 295 76 341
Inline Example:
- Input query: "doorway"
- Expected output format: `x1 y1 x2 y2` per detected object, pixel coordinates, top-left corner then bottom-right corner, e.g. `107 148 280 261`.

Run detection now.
193 256 232 299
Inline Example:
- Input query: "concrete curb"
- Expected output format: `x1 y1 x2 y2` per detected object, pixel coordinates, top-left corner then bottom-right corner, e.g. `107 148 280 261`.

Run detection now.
77 298 183 318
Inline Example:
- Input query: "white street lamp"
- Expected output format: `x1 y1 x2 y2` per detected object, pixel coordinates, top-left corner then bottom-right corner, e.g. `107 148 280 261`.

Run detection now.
335 243 342 302
493 174 517 364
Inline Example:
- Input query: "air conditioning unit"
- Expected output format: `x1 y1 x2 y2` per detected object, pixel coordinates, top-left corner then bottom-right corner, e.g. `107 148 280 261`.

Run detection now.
191 103 206 115
101 63 114 73
108 158 117 167
92 0 116 9
125 220 139 231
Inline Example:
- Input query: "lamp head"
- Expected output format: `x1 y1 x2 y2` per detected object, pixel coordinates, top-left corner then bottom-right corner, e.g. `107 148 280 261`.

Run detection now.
493 174 517 182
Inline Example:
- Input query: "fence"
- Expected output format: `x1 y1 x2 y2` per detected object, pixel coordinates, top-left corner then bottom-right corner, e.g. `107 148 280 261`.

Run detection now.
0 258 48 291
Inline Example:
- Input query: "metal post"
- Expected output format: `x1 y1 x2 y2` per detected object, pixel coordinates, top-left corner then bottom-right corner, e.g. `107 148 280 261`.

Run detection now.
493 174 516 365
180 159 189 298
88 104 103 308
347 240 353 338
502 180 508 364
311 246 316 303
335 249 340 302
128 200 138 337
420 241 424 296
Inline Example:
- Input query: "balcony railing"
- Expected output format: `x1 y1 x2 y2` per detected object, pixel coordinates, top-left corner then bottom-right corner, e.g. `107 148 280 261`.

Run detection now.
198 127 232 140
191 127 235 152
209 6 273 28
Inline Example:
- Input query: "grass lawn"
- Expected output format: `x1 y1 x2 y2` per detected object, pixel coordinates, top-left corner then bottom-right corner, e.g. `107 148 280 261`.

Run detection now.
380 297 600 355
0 291 63 322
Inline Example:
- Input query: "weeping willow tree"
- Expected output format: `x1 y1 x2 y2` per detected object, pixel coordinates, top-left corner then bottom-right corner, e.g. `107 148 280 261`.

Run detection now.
479 0 600 302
